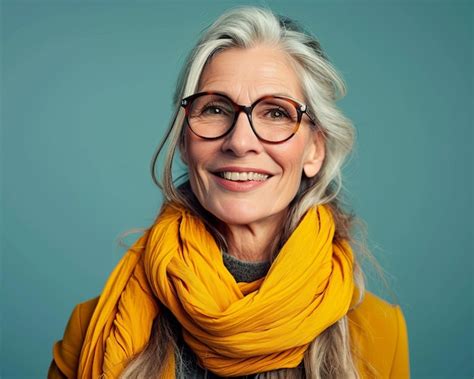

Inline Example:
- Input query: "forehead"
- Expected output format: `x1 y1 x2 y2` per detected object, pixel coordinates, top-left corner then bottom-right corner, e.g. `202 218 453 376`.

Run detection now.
198 45 304 101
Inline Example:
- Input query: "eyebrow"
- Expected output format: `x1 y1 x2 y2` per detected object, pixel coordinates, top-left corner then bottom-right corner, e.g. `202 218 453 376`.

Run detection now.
272 92 296 98
202 90 301 104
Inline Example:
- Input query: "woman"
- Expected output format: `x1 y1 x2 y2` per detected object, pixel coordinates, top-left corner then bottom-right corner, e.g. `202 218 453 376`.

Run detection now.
49 7 409 379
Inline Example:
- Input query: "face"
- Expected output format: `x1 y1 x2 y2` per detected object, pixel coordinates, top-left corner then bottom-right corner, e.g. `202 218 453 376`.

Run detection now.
182 46 325 229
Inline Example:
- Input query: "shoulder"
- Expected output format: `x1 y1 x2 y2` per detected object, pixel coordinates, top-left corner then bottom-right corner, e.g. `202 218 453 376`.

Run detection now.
49 297 100 378
349 291 400 329
348 291 410 378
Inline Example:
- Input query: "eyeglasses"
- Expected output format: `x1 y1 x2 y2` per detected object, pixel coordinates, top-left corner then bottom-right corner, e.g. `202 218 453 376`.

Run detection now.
180 92 316 143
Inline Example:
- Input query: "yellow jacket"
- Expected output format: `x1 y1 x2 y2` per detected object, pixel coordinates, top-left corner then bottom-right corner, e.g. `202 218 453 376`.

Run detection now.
48 291 409 378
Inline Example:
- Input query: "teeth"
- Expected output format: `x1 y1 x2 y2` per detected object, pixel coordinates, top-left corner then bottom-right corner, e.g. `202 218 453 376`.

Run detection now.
220 171 269 181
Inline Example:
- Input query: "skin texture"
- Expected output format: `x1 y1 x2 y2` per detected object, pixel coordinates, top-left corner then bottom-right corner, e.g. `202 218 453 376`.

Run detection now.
183 45 325 262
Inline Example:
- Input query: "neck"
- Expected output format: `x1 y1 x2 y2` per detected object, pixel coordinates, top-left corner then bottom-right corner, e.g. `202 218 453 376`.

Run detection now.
222 211 287 262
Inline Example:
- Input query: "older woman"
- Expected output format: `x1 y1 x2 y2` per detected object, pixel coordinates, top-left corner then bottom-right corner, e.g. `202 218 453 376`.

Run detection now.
49 7 409 379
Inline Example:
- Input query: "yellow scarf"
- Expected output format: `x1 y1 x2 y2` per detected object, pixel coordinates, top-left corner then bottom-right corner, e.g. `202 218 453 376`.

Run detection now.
78 203 355 378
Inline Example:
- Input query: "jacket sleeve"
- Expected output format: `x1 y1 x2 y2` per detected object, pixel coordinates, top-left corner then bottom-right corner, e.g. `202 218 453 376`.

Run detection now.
48 360 66 379
390 306 410 378
48 298 98 379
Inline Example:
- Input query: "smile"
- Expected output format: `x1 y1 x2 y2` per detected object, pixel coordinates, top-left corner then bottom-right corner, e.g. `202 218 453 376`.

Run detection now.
218 171 269 182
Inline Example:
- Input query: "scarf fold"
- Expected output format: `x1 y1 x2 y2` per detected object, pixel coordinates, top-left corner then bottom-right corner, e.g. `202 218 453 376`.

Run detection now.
78 203 355 378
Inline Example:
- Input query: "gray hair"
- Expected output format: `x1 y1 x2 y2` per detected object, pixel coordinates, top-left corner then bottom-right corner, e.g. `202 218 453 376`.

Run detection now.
121 6 380 378
154 7 354 231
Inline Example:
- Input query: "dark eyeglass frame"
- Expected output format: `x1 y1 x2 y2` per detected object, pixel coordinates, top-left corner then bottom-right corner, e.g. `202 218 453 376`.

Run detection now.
180 91 317 144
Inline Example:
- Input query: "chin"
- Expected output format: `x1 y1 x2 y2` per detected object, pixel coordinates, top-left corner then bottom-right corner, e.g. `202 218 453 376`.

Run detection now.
206 200 283 227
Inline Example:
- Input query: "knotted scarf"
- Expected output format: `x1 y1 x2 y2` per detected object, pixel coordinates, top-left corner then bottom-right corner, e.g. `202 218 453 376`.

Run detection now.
78 203 355 378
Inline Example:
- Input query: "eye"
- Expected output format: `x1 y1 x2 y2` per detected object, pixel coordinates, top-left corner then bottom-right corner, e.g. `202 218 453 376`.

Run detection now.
266 107 290 119
202 106 222 114
202 105 227 115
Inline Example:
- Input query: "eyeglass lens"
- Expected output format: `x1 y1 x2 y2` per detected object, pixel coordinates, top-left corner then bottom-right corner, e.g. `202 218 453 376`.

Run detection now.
186 94 300 142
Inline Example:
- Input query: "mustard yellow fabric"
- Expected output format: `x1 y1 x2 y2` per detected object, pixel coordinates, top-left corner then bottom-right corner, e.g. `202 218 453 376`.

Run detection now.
49 203 410 378
49 292 410 378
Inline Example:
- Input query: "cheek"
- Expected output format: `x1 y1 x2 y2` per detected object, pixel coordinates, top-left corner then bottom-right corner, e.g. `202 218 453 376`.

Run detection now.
272 139 308 178
184 133 205 172
184 135 215 193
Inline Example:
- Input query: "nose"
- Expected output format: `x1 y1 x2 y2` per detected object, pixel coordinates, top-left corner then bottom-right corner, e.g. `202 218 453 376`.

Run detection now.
220 111 264 156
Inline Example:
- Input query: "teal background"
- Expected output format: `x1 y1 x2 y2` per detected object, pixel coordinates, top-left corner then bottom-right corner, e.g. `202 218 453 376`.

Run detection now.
1 0 472 378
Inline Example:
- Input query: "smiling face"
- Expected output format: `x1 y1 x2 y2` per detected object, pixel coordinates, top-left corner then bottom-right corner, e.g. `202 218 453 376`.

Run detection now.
182 45 325 230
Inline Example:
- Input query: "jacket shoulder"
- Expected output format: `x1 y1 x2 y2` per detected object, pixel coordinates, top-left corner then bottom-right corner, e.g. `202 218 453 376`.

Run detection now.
348 291 410 378
48 297 100 378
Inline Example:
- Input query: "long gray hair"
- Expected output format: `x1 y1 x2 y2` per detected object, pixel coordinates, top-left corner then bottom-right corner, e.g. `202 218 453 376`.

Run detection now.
121 6 379 378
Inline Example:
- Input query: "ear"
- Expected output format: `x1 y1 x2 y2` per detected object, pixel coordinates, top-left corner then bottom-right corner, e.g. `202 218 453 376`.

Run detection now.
303 129 325 178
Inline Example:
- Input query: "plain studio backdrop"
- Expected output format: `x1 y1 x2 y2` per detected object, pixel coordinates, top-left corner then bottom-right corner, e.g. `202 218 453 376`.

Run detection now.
1 0 472 378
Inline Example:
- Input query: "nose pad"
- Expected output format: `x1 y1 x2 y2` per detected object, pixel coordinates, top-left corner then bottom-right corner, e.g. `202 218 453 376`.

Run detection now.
231 111 254 135
221 111 263 155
